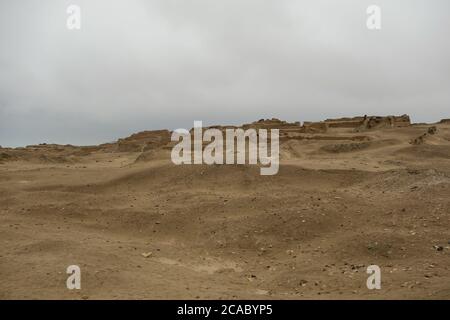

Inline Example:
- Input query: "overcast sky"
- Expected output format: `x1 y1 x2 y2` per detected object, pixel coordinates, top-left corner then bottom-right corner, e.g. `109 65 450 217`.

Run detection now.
0 0 449 147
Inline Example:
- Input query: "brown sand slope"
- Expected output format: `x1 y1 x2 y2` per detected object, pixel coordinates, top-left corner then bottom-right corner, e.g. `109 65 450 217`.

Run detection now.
0 116 449 299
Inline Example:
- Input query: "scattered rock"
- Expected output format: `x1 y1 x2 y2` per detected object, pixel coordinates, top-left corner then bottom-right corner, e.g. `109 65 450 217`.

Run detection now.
141 252 153 258
427 126 437 135
299 280 308 287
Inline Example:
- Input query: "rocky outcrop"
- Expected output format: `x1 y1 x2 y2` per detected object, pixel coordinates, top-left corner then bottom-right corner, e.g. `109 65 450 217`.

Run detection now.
116 130 171 152
410 126 437 145
355 115 411 132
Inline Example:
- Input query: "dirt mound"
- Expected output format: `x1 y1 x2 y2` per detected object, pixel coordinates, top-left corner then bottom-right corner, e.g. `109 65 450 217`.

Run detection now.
320 139 401 154
280 140 305 159
134 149 171 163
321 142 372 153
54 164 367 196
355 168 450 192
397 144 450 159
0 144 84 164
410 126 438 145
115 130 171 152
0 151 17 163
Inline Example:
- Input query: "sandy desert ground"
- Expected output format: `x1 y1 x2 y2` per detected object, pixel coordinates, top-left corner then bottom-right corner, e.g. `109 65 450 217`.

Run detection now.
0 115 449 299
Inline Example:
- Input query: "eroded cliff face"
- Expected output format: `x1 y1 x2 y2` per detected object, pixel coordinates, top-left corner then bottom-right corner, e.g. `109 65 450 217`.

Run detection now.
0 114 433 165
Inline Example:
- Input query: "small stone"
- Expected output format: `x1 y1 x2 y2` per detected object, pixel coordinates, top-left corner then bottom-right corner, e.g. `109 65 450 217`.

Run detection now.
433 245 444 252
255 289 269 295
141 252 153 258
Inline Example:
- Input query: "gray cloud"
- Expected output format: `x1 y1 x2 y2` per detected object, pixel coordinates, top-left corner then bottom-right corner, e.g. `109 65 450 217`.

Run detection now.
1 0 449 146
